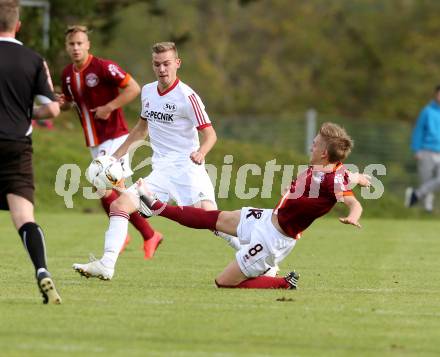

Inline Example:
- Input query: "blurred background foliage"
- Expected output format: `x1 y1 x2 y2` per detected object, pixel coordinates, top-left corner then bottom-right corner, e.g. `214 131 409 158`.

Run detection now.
16 0 440 215
17 0 440 120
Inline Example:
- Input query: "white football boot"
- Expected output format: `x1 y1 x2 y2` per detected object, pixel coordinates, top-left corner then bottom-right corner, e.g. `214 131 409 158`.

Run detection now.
72 255 114 280
136 178 159 217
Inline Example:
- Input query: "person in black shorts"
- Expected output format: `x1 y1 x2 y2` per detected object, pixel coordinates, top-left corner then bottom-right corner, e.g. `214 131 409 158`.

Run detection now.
0 0 61 304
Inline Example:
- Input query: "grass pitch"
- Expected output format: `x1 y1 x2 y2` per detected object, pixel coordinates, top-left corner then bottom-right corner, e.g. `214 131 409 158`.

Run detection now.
1 212 439 356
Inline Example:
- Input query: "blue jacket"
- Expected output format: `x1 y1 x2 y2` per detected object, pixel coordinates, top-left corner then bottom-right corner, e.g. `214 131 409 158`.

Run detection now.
411 100 440 153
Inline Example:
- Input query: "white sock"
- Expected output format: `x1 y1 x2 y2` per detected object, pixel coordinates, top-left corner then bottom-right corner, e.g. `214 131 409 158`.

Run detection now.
214 231 241 251
101 214 129 268
36 268 48 276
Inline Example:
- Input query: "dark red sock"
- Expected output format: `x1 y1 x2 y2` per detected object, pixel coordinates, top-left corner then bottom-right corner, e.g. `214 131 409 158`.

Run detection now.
232 276 290 289
153 202 219 230
100 190 119 215
129 211 155 240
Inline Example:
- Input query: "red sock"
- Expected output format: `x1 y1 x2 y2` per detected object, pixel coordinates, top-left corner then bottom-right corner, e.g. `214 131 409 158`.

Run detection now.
233 276 290 289
153 202 219 230
100 190 119 215
129 211 155 240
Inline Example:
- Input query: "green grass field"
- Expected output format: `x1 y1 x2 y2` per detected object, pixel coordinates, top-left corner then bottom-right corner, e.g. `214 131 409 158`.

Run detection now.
1 212 439 356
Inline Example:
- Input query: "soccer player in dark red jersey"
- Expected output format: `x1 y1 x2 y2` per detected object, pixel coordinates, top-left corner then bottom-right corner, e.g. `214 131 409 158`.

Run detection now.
136 122 369 289
57 25 162 259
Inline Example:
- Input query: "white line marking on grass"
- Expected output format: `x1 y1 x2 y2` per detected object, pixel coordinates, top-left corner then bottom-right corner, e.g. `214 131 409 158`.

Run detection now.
312 287 440 294
366 309 440 317
145 351 281 357
14 343 105 353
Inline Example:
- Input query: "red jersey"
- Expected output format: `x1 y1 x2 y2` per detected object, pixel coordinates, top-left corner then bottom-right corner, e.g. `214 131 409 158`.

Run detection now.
274 163 354 238
61 55 130 147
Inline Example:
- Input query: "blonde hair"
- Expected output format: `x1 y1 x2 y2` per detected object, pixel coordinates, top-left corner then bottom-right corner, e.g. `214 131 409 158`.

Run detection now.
152 42 178 58
0 0 19 32
65 25 90 39
319 122 354 162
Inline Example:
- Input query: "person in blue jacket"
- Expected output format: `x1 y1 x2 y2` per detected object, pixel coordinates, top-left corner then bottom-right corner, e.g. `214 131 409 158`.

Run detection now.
405 85 440 212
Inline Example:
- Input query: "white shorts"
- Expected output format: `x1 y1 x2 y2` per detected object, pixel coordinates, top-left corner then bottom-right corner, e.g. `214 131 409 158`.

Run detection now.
126 158 216 208
90 134 129 159
236 207 296 278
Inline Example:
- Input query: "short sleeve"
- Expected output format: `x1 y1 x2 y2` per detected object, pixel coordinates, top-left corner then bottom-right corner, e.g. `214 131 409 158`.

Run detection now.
186 92 211 130
101 59 130 88
35 59 55 101
139 86 149 120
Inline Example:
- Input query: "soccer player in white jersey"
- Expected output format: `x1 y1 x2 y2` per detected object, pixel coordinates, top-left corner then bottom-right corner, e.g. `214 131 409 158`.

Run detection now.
73 42 240 280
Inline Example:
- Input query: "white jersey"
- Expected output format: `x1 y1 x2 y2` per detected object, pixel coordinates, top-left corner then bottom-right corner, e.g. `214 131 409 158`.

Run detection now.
140 78 211 164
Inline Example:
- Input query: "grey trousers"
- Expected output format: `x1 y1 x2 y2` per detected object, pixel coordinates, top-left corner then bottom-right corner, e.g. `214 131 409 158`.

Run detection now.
416 150 440 211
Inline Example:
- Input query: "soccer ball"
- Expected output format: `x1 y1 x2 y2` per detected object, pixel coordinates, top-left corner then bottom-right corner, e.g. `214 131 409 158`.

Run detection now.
86 155 124 189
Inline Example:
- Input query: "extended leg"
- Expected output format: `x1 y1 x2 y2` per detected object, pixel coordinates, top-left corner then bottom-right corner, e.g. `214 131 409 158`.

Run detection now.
197 199 241 250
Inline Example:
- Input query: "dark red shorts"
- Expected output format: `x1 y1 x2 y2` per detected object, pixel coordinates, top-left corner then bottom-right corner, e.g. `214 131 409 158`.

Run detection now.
0 140 34 210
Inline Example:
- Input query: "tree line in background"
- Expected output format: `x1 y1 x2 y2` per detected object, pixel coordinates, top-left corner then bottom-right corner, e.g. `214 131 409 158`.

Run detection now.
17 0 440 122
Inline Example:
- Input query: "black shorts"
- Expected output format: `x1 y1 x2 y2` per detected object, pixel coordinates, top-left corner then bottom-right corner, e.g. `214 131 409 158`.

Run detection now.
0 140 34 210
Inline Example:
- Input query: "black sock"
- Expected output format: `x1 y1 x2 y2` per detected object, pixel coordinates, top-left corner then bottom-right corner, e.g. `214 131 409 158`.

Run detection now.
18 222 47 275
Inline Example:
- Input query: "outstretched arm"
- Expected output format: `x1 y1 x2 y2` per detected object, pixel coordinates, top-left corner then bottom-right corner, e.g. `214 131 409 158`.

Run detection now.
348 172 371 187
112 118 148 159
92 77 141 120
339 195 363 228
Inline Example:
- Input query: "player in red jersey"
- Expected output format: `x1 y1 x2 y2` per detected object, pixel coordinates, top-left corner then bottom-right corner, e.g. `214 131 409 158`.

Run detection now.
57 25 162 259
135 122 370 289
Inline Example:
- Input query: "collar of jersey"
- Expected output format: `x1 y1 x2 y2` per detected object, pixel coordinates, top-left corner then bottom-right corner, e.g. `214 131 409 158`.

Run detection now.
157 77 179 96
309 162 343 173
0 37 22 45
73 54 93 73
332 162 343 172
